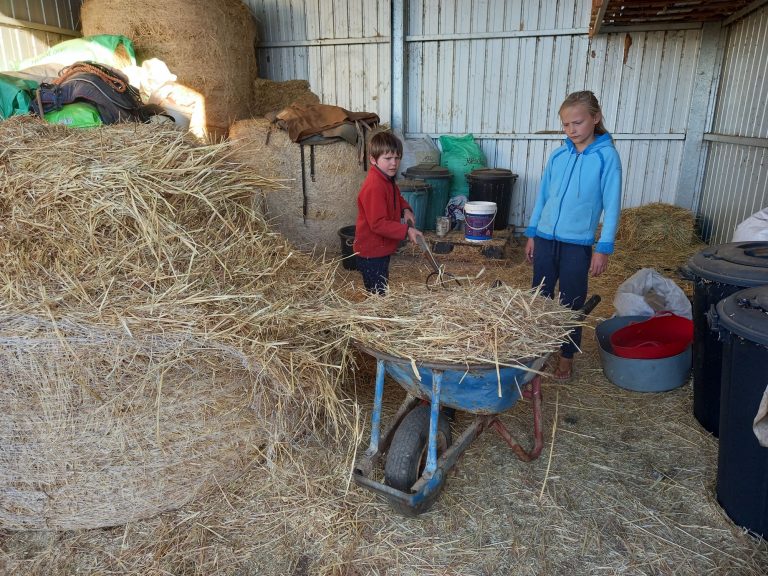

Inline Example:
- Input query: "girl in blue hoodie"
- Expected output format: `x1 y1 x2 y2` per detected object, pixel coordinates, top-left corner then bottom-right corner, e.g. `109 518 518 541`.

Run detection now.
524 91 622 380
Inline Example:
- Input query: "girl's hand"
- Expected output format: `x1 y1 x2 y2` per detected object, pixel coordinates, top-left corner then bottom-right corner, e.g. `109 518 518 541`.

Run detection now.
590 252 609 277
403 208 416 227
525 238 535 263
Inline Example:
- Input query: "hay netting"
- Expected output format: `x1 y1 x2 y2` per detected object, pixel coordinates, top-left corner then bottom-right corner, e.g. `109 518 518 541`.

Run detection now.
0 315 258 530
313 282 583 366
230 118 366 252
253 78 320 117
0 117 351 529
81 0 257 140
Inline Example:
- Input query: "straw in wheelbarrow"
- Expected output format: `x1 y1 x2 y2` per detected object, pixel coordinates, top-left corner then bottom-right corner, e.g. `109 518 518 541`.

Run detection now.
325 282 584 367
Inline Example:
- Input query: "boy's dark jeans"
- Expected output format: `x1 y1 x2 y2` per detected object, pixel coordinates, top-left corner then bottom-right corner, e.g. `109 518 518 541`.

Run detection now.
357 255 391 294
532 237 592 358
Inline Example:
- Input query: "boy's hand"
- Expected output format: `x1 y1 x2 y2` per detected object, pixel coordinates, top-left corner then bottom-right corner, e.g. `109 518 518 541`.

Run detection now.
403 208 416 227
407 226 423 244
590 253 609 277
525 237 535 263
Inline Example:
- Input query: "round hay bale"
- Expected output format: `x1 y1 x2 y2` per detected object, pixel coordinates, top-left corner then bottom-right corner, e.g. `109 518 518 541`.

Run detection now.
0 118 353 529
0 316 260 530
81 0 257 141
230 118 367 253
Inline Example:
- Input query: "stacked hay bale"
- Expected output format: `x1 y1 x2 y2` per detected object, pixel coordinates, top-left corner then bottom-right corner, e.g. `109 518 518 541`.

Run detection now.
230 118 367 252
253 78 320 117
598 202 706 301
81 0 257 140
0 117 348 530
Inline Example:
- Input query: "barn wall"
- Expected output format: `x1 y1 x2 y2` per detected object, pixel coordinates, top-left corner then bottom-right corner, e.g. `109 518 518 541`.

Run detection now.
698 5 768 244
0 0 81 70
403 0 703 229
246 0 391 123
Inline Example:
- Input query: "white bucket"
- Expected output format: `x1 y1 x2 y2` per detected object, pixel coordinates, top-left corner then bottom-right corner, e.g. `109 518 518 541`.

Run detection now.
464 201 497 242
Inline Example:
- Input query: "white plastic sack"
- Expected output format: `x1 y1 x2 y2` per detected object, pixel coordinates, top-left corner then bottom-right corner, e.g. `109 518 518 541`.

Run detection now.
732 207 768 242
398 135 440 177
613 268 692 319
754 385 768 447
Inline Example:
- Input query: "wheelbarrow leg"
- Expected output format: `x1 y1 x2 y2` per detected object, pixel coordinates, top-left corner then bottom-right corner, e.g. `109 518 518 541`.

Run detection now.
367 359 387 453
489 374 544 462
355 360 420 477
423 369 444 478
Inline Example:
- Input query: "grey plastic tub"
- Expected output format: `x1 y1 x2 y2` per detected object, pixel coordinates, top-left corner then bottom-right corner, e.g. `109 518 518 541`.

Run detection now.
596 316 692 393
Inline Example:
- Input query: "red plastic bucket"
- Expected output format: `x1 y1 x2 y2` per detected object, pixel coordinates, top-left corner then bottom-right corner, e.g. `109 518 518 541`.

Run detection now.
610 313 694 359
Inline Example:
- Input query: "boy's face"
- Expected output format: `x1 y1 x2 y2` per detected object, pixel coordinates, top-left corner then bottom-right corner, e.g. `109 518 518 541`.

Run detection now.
371 151 401 178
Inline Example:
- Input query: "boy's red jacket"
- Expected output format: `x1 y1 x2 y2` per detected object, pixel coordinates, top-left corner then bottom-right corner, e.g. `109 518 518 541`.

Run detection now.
353 166 412 258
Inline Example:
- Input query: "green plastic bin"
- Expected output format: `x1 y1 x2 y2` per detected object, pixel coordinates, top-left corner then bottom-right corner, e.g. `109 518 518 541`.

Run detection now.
398 179 430 231
404 164 451 231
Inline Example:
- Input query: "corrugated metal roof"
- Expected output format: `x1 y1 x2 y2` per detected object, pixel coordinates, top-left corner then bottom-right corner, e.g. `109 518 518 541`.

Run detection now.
590 0 762 35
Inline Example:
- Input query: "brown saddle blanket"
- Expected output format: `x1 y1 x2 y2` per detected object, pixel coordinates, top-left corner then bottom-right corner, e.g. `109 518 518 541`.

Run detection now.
274 102 379 143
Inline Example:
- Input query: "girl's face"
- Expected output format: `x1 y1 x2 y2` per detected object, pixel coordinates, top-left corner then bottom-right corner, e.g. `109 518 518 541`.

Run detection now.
560 104 601 151
371 152 401 177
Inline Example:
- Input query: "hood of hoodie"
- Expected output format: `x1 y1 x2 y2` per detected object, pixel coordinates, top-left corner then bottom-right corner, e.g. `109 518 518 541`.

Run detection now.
564 132 613 155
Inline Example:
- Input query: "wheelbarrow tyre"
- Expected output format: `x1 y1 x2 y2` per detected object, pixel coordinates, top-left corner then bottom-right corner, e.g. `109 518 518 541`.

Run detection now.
384 405 452 516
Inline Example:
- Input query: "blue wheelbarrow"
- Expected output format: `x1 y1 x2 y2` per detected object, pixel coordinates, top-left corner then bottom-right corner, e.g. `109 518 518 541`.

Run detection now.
352 295 600 516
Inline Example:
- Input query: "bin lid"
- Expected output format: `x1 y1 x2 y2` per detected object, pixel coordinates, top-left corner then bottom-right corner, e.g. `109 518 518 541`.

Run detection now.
687 241 768 286
716 285 768 346
466 168 518 181
397 178 431 193
403 163 451 180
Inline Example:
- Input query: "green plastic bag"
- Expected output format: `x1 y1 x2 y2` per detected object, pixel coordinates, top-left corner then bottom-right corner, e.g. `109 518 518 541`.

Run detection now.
44 103 103 128
439 134 487 199
0 73 38 118
14 34 137 71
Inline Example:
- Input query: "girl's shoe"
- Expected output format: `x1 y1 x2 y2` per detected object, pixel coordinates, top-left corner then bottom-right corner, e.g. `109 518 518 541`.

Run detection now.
552 356 574 381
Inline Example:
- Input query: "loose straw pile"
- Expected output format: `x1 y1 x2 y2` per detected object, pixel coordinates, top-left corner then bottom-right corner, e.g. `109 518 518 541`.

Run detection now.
319 283 583 367
0 117 350 529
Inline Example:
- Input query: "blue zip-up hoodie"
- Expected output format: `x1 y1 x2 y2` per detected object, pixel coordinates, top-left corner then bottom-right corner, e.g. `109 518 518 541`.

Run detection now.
524 132 622 254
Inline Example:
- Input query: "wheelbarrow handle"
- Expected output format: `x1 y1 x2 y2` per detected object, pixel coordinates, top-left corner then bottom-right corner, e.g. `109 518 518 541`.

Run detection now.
578 294 601 318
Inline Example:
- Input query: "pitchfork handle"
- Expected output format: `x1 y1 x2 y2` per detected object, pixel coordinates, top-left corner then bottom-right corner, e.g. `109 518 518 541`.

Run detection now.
578 295 601 319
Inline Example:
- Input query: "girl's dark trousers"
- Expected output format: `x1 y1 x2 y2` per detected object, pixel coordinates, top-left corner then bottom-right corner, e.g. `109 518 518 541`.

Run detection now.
532 237 592 359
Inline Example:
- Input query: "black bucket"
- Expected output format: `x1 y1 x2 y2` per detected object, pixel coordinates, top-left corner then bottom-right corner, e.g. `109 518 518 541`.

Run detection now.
715 285 768 538
686 241 768 436
338 225 357 271
466 168 518 230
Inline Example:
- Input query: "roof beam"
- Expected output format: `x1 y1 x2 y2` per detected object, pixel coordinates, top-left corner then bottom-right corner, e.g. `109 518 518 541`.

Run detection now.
723 0 768 26
590 0 610 37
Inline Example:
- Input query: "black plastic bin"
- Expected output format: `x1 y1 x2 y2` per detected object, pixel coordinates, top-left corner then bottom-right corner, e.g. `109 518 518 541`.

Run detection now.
466 168 518 231
715 285 768 538
685 241 768 436
338 225 357 271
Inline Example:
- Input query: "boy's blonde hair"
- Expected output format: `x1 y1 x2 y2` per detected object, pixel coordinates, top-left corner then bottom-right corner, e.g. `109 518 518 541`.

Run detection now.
368 130 403 160
559 90 608 135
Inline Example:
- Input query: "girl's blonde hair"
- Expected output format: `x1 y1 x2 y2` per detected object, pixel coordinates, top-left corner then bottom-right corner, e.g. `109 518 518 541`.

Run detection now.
559 90 608 135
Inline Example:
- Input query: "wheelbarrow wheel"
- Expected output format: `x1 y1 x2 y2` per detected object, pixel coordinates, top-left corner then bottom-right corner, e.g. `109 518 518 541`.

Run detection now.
384 405 452 516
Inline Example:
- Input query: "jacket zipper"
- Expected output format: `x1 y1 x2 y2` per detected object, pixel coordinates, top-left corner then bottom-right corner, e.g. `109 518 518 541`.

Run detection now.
552 153 581 236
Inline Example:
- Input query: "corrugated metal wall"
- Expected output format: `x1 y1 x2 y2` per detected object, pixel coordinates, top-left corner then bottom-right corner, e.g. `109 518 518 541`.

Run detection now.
246 0 391 123
698 6 768 244
245 0 708 231
404 0 702 229
0 0 81 70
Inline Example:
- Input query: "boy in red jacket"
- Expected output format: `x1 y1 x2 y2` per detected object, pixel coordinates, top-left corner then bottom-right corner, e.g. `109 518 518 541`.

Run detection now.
354 131 424 294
